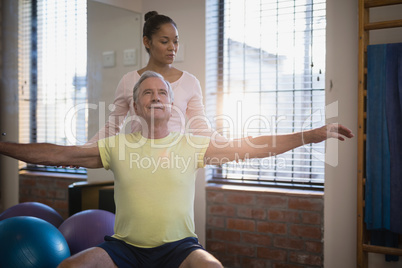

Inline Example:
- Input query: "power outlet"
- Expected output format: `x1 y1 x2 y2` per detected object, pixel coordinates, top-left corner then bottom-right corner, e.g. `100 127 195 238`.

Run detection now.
102 51 115 68
123 49 136 66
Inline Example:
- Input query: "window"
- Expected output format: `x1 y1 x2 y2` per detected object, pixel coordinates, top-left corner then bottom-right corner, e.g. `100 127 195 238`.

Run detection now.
206 0 326 189
18 0 87 173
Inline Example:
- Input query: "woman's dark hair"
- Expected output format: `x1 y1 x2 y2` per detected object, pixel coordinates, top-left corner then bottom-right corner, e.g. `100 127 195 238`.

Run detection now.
143 11 177 53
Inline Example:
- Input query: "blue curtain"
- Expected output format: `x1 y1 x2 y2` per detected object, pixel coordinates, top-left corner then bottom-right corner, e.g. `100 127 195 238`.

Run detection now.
365 43 402 261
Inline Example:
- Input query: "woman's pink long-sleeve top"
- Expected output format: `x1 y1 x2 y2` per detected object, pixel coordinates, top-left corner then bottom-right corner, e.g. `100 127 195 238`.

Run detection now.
89 70 224 142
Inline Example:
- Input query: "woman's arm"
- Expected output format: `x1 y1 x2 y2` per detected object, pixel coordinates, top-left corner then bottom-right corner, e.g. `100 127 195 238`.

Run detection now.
0 142 103 168
204 123 354 165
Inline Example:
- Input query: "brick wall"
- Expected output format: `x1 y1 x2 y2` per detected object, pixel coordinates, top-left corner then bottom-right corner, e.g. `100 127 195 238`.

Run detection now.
19 171 86 219
206 184 323 268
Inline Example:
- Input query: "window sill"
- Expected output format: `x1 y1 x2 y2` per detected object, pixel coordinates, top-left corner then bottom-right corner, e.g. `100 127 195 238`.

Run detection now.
206 183 323 197
19 170 87 181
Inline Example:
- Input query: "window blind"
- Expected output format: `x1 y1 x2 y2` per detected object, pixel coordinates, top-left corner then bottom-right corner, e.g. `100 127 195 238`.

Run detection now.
18 0 87 173
205 0 326 189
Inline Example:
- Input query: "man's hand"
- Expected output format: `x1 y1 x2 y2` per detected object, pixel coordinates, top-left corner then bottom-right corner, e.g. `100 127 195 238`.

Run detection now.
306 123 354 144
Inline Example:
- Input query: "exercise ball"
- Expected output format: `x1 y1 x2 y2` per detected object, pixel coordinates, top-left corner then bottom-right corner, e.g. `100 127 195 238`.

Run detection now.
0 202 64 227
59 209 115 255
0 216 70 268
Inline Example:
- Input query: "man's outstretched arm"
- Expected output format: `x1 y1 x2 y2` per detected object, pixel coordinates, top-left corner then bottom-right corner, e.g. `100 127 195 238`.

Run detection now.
204 123 354 165
0 142 103 168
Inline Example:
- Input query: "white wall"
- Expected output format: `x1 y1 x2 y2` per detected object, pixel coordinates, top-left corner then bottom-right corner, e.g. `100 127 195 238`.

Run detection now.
0 0 20 212
91 0 142 13
325 0 358 266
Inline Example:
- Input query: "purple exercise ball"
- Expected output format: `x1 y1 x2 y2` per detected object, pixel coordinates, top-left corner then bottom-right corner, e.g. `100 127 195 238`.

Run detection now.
58 209 115 255
0 202 64 228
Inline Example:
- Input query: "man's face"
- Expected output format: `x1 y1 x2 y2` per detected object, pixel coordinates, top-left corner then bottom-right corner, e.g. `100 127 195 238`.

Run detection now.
133 77 172 123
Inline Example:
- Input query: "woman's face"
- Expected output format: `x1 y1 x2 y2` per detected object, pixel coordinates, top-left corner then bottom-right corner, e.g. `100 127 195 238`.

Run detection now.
145 23 179 65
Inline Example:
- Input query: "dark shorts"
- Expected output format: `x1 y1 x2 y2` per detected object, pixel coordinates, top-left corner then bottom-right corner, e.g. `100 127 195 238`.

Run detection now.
97 236 205 268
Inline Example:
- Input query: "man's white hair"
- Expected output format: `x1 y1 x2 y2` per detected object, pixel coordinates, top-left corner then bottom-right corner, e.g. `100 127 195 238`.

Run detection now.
133 71 174 104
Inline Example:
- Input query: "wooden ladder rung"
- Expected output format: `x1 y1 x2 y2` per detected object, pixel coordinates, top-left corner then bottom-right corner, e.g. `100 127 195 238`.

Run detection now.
365 19 402 30
365 0 402 8
363 244 402 256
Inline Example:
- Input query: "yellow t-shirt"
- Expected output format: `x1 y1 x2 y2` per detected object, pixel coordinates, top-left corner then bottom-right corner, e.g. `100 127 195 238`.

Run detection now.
98 132 210 248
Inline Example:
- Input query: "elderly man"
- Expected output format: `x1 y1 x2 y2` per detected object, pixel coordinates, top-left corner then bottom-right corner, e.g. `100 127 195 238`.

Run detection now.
0 71 353 268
